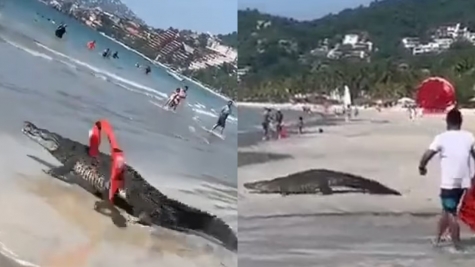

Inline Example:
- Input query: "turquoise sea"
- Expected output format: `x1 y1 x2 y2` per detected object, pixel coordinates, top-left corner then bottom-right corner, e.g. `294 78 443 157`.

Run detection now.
0 0 236 265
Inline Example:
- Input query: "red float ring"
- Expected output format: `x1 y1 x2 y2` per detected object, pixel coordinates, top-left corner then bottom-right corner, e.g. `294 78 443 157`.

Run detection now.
88 119 125 202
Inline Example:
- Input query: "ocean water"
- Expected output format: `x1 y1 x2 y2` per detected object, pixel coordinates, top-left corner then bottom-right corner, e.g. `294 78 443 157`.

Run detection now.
0 0 236 265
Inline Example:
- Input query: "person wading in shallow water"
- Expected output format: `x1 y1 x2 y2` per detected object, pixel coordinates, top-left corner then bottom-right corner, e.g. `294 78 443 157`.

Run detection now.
275 109 284 139
211 100 233 135
418 108 475 251
262 108 271 140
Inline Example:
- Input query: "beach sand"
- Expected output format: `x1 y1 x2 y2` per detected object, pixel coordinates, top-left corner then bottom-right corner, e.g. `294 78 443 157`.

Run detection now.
0 134 236 267
238 109 475 266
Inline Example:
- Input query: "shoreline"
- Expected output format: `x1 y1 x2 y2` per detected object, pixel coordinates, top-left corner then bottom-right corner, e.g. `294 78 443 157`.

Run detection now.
98 32 231 101
238 109 459 218
237 101 320 111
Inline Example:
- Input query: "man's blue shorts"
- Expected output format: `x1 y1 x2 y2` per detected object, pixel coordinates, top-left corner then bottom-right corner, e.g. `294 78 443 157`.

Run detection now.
440 188 466 214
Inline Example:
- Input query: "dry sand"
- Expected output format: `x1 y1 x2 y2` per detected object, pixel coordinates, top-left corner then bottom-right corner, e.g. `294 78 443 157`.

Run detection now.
238 109 475 266
0 134 236 267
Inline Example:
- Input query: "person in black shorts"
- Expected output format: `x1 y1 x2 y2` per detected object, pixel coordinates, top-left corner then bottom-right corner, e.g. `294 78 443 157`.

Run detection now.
211 100 233 134
275 109 284 139
262 108 271 140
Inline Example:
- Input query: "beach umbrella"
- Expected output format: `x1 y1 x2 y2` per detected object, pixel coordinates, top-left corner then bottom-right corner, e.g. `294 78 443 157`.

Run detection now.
416 77 455 112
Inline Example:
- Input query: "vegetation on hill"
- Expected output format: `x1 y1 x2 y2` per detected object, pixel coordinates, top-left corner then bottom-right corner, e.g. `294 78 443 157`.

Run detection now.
238 0 475 103
218 31 237 48
183 63 237 99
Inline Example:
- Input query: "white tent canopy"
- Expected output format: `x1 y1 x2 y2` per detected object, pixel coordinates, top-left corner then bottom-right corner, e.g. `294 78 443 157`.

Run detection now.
397 97 415 105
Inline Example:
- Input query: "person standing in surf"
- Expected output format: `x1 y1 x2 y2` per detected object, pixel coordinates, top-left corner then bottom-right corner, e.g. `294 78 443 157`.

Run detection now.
275 109 284 139
55 23 67 38
163 88 181 109
211 100 233 135
418 108 475 250
262 108 271 140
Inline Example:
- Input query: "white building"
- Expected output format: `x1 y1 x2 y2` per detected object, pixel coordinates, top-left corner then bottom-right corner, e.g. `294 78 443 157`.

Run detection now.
401 37 420 49
412 43 439 55
343 34 359 45
433 38 453 50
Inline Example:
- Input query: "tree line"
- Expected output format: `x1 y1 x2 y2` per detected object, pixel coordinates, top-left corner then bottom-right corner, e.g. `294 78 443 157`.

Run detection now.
237 0 475 103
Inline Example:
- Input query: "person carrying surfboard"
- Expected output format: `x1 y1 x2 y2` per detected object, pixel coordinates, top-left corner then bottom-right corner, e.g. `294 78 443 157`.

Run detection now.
211 100 233 135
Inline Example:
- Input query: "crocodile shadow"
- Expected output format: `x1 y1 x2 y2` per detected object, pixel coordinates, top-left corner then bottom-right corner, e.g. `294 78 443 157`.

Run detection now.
27 154 128 228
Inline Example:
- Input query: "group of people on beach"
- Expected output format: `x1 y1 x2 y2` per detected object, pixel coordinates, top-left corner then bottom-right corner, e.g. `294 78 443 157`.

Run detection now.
261 108 295 140
163 87 233 135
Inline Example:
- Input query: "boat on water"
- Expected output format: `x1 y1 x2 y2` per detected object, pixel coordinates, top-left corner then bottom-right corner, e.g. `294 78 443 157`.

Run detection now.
167 69 184 81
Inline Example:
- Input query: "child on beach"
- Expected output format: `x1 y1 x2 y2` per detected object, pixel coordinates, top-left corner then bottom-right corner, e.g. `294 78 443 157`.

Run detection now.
298 116 304 134
418 108 475 251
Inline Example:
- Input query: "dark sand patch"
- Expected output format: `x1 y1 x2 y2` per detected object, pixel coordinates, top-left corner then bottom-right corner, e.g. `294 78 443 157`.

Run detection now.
238 152 292 167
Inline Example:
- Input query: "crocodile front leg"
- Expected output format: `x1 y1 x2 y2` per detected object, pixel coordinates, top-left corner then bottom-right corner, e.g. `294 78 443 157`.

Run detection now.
42 158 77 183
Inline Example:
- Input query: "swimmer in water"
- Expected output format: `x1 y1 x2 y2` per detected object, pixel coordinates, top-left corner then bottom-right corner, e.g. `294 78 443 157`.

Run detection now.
211 100 233 135
112 51 119 59
87 40 96 50
169 86 188 111
102 48 110 58
54 23 67 39
145 65 151 75
163 88 181 109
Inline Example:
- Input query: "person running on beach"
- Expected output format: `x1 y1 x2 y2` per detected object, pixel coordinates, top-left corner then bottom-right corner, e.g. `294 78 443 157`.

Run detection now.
262 108 271 140
211 100 233 134
275 109 284 139
418 108 475 250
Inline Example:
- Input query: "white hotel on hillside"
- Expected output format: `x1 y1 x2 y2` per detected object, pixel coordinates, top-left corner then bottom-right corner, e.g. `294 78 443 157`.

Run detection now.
402 23 475 55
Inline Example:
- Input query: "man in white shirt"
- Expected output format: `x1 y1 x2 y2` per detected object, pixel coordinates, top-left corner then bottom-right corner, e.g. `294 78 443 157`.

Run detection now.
419 108 475 250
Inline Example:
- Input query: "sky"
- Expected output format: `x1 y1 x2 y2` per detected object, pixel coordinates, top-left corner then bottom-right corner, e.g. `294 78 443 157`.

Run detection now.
121 0 237 34
238 0 374 21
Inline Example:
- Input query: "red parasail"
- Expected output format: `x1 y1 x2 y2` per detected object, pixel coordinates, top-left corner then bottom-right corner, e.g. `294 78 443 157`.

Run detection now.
416 77 456 112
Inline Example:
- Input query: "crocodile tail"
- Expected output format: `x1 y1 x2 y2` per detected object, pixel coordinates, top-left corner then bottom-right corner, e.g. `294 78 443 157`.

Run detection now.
367 180 402 195
168 200 237 251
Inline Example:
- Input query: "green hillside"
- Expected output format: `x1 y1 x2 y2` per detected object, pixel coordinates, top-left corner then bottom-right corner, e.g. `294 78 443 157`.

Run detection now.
238 0 475 102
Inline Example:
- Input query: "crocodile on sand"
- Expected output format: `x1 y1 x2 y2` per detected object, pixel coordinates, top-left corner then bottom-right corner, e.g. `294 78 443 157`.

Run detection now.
21 121 237 251
244 169 401 196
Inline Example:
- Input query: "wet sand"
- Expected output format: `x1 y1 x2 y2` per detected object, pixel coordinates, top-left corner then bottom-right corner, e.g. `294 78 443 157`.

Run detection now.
0 134 236 267
238 152 292 167
238 108 340 148
238 109 475 266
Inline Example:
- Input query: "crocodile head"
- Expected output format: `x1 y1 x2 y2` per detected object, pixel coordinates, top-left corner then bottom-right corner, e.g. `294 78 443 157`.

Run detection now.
22 121 61 152
243 180 278 193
